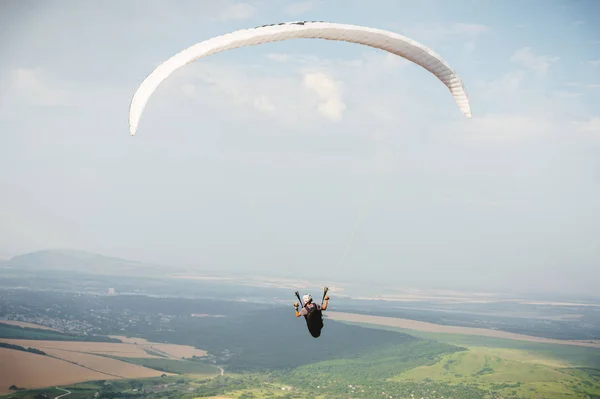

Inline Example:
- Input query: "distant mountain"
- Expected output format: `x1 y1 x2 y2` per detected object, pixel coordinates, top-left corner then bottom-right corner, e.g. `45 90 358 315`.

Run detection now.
5 249 167 276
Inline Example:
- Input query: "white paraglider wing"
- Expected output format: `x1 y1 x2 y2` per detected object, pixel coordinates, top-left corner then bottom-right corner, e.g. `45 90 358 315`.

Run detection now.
129 21 472 135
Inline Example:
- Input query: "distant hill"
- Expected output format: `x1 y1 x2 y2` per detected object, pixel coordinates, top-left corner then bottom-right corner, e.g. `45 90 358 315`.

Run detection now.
5 249 167 276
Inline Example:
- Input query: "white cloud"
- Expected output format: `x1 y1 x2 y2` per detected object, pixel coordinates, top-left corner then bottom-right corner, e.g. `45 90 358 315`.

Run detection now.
302 72 346 121
440 196 507 209
554 91 583 99
452 113 553 143
266 53 321 64
266 53 291 63
510 47 559 76
451 23 489 35
265 51 408 79
483 71 525 96
252 95 276 113
180 84 196 98
469 65 593 145
219 2 256 20
284 0 320 16
162 51 381 125
554 90 583 98
0 68 71 109
566 82 600 89
164 61 318 125
574 117 600 133
589 60 600 68
263 52 413 125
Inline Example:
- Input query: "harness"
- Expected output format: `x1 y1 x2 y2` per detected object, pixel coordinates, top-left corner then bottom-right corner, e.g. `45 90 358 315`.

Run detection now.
303 302 322 325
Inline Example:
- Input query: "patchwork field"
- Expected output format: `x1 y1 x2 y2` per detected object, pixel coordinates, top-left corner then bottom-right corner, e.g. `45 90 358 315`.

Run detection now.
0 321 59 331
326 311 600 348
0 348 118 394
0 337 212 394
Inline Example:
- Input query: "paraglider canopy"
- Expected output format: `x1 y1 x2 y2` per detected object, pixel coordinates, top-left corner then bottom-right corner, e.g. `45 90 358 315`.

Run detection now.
128 20 472 136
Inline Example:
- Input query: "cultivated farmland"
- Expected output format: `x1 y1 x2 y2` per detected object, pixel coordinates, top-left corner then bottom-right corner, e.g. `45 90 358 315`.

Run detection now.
109 335 207 359
0 338 199 359
41 348 170 379
0 347 118 394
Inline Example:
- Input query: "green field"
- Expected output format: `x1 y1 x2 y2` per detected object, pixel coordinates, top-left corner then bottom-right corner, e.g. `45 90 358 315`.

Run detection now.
391 346 600 399
324 320 600 398
337 320 600 369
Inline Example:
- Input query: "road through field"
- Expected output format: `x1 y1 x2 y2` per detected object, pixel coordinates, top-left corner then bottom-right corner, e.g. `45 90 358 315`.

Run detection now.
54 387 71 399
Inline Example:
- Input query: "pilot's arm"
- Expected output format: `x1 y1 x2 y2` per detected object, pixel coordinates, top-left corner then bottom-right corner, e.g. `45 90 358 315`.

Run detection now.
321 295 330 311
294 302 302 317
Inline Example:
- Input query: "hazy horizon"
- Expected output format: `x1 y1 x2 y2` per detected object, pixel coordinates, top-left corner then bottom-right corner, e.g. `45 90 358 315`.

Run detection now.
1 1 599 296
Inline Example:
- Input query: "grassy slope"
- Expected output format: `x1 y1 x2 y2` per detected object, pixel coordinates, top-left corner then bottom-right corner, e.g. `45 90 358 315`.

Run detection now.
331 321 600 398
393 346 600 399
276 340 473 398
338 321 600 369
276 322 600 399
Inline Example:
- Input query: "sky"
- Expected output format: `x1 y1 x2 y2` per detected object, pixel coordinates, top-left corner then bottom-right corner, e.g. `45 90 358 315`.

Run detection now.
1 0 599 296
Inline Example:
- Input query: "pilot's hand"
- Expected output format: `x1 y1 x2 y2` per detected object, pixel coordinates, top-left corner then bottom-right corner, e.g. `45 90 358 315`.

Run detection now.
324 295 330 300
294 302 299 308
